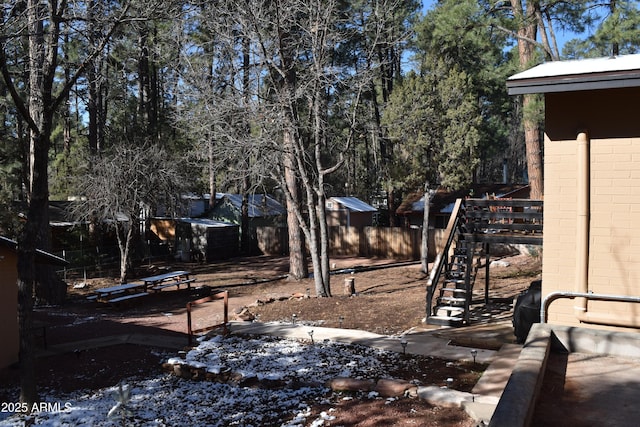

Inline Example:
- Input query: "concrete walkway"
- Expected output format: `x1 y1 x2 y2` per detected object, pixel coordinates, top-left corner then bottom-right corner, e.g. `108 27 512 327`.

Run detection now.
229 321 522 424
229 321 497 363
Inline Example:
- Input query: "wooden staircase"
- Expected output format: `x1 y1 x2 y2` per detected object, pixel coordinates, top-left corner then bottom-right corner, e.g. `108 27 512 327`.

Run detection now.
425 197 543 327
428 243 481 326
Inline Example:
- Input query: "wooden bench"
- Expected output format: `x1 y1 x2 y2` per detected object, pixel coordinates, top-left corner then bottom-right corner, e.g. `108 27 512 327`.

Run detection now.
89 282 147 303
107 292 150 304
151 278 196 292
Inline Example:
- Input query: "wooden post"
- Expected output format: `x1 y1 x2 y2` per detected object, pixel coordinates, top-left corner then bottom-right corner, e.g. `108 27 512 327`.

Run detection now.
485 243 490 304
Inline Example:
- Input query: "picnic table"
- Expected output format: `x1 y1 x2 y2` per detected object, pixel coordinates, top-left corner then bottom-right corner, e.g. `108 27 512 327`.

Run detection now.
91 282 149 304
141 270 195 292
87 270 196 304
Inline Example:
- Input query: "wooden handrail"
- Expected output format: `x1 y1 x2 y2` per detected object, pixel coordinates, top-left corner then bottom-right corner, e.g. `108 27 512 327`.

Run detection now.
426 198 464 318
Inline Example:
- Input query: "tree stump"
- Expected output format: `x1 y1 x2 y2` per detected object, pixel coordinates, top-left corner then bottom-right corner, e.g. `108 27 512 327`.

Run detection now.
344 277 355 295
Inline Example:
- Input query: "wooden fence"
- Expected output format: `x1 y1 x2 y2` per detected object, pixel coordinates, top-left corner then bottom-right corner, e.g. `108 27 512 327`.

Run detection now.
257 226 448 260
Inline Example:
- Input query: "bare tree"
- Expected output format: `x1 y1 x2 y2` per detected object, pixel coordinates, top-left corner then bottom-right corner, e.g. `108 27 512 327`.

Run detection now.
72 143 189 282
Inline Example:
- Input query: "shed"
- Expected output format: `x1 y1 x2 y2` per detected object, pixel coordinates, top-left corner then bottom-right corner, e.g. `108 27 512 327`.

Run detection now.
174 219 239 262
325 197 377 228
0 236 67 369
507 53 640 331
210 193 286 225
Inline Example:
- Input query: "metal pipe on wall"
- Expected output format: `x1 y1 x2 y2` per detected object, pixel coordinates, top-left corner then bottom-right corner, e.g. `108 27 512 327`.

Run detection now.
571 130 640 328
574 131 590 316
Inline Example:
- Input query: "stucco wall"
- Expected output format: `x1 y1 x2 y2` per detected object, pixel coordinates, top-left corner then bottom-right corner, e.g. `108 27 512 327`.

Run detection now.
0 249 19 369
543 87 640 329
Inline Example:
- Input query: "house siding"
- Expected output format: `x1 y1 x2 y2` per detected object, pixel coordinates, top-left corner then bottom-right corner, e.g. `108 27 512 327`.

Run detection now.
0 249 19 369
543 87 640 329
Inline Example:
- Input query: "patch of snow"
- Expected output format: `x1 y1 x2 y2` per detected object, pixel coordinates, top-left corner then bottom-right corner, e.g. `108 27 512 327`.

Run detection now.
0 334 403 427
490 260 510 268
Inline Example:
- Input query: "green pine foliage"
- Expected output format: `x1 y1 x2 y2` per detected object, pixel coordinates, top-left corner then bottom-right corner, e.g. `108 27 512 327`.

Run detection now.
564 0 640 58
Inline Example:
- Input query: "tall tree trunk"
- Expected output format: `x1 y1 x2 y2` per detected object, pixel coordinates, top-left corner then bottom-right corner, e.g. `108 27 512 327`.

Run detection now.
284 129 308 279
420 185 433 274
241 192 250 254
387 188 398 226
87 0 99 157
522 94 543 199
314 88 331 297
240 35 251 255
208 140 216 209
512 0 543 200
18 0 50 405
87 64 99 156
277 14 308 280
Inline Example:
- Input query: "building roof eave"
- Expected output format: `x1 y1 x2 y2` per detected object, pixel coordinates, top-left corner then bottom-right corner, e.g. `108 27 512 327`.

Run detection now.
0 236 69 266
506 54 640 95
507 71 640 95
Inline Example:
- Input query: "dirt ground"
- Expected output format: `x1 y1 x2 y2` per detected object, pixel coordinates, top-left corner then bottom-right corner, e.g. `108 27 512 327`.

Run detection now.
1 253 542 426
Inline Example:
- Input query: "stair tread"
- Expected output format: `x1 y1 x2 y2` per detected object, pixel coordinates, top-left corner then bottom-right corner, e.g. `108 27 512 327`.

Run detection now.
439 296 466 303
429 313 464 320
441 287 467 293
434 305 465 312
426 315 464 326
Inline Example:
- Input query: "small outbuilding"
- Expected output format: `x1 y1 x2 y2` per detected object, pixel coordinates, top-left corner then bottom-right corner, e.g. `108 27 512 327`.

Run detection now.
0 236 67 369
174 219 239 262
209 193 286 255
325 197 377 229
507 53 640 331
209 193 287 226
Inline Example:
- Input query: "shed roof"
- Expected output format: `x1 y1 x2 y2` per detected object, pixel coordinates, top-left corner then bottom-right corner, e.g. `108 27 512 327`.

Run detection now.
507 54 640 95
329 197 377 212
221 194 286 217
0 236 68 266
178 218 237 228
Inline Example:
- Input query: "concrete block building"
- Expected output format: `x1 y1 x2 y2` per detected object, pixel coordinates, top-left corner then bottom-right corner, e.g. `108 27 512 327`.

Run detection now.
508 54 640 330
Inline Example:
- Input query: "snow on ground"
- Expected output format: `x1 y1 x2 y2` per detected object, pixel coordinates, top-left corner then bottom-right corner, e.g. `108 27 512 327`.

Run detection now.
0 334 404 426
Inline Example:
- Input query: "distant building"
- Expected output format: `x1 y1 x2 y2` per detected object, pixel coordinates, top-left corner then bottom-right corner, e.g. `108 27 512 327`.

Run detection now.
325 197 377 228
209 193 287 255
174 218 239 262
209 193 287 226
